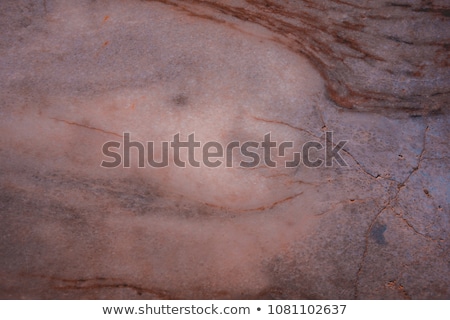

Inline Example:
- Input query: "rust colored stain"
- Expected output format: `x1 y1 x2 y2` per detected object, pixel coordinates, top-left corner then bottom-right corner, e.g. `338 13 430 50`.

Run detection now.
94 41 110 58
103 15 110 22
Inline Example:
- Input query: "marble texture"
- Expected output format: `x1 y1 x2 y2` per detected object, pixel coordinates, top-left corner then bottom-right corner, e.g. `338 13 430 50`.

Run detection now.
150 0 450 113
0 0 449 299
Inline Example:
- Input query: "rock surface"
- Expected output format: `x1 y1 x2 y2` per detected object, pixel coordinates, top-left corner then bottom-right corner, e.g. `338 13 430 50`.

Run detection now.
0 0 449 299
151 0 450 113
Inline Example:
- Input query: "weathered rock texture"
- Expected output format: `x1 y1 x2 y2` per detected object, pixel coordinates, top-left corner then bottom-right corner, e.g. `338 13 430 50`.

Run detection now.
0 0 449 299
152 0 450 113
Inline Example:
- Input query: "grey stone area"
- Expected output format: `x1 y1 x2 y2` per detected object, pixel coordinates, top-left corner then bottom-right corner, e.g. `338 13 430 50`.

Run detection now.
0 0 448 299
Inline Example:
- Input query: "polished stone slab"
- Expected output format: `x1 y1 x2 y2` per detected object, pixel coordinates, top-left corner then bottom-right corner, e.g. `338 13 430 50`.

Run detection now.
0 0 448 299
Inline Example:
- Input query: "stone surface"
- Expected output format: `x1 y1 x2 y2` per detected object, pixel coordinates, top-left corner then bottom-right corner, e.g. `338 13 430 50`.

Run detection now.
0 0 449 299
150 0 450 113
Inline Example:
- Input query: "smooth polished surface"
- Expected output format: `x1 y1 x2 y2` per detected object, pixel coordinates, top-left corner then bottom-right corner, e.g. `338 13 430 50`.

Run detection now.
0 0 449 299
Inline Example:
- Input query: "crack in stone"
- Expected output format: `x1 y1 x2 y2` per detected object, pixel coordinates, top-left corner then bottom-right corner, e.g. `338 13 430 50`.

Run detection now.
50 117 123 138
395 207 443 248
250 115 320 139
314 197 382 217
287 179 322 187
341 148 381 180
354 125 430 299
21 273 281 299
314 103 327 130
353 200 391 299
22 273 173 298
396 126 429 192
203 191 304 213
